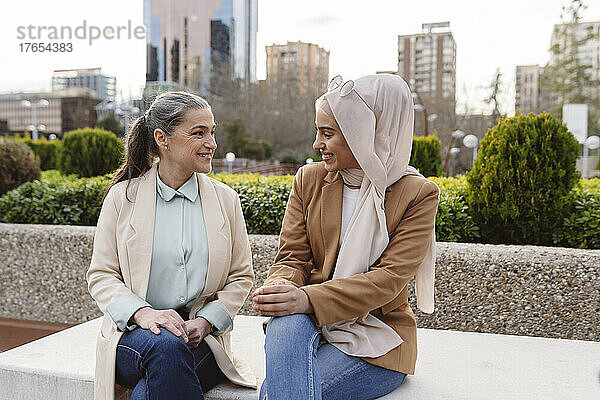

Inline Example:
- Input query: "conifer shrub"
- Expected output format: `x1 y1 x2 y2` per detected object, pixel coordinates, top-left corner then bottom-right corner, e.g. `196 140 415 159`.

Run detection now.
466 112 580 245
410 136 443 177
59 128 124 177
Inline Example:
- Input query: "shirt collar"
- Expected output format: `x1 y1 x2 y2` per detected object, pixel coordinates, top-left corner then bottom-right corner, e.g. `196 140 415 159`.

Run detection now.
156 172 199 202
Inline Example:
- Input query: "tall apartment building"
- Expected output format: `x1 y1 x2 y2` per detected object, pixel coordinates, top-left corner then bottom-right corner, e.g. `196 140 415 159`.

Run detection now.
397 22 457 110
549 20 600 81
514 20 600 115
144 0 258 92
0 89 100 137
51 68 116 101
515 64 545 114
265 41 330 99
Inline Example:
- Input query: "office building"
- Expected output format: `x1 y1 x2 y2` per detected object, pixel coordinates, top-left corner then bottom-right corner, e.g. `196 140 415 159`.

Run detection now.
144 0 258 92
51 68 117 101
0 88 100 137
265 41 329 99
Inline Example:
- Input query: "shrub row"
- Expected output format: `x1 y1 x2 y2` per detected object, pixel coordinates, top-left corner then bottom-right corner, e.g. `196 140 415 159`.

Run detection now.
4 128 124 176
0 171 598 248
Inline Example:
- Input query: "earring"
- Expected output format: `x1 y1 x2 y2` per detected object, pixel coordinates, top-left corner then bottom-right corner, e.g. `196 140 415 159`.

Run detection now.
164 145 168 150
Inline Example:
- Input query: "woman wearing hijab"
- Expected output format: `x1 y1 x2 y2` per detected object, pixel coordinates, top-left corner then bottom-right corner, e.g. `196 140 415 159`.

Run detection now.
252 74 439 400
87 91 256 400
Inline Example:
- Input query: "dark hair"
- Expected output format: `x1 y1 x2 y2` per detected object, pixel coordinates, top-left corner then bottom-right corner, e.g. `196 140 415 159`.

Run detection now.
104 91 212 201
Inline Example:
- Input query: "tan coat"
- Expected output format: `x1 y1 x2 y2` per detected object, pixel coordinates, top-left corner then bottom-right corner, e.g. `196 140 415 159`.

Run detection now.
264 163 439 375
86 164 256 400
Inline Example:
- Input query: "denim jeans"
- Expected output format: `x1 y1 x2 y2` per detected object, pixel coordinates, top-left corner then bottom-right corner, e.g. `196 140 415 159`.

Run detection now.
116 327 226 400
260 314 406 400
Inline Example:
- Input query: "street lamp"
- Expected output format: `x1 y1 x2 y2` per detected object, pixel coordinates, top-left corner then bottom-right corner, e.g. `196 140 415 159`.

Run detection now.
442 130 466 175
305 158 314 164
412 92 433 137
463 134 479 167
583 135 600 178
21 99 49 140
225 152 236 174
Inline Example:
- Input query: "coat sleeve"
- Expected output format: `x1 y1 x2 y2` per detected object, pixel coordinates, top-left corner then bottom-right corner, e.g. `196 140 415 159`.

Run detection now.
263 167 314 288
86 186 138 316
302 180 439 327
205 192 254 328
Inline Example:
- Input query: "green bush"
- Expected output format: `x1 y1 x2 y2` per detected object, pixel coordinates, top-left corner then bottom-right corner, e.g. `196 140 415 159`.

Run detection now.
59 128 124 177
0 141 41 196
466 112 580 245
24 139 61 170
0 172 110 225
429 176 481 242
1 168 597 249
212 173 293 234
3 134 61 171
410 136 443 177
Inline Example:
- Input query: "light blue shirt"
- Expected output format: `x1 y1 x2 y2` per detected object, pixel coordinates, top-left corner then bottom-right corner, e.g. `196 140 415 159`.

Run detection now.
106 172 232 335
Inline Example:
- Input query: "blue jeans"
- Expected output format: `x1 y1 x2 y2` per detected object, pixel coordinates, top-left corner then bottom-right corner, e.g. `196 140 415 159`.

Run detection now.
115 327 226 400
260 314 406 400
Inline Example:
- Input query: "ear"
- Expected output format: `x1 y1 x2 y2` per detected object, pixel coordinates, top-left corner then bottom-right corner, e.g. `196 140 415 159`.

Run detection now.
154 129 167 148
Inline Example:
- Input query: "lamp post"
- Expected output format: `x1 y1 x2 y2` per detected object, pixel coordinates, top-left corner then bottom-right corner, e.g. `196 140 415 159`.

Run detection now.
442 129 465 175
21 99 49 140
583 135 600 178
305 158 314 164
412 92 436 136
225 152 236 174
463 134 479 167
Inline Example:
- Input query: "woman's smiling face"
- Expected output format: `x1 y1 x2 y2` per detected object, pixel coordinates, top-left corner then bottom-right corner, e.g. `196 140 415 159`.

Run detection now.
159 108 217 174
313 101 360 172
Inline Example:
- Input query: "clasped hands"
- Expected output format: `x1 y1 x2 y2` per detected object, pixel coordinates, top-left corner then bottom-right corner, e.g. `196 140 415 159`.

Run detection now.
252 282 313 316
132 307 211 349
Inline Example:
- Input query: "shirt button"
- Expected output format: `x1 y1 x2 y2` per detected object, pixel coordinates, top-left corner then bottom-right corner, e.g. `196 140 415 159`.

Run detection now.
180 263 185 270
179 296 185 303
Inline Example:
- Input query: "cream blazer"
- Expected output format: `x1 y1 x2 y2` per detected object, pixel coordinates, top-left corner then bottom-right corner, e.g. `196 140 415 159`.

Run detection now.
86 163 256 400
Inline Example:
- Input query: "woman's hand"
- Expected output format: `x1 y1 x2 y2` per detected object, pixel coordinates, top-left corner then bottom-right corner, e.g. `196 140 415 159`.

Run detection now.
132 307 189 343
183 317 212 349
252 283 314 316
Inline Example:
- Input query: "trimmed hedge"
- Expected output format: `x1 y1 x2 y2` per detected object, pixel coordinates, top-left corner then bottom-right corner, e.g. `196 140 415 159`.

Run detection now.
59 128 124 177
3 135 61 171
410 136 443 177
0 171 598 249
467 112 580 245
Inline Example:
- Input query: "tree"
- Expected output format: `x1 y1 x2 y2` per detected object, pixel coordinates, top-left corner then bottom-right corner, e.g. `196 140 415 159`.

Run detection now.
540 0 600 136
96 112 125 137
484 68 503 123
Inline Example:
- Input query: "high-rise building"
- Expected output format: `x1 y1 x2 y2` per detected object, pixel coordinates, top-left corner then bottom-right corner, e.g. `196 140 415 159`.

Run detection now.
265 41 329 99
549 20 600 82
397 22 456 109
144 0 258 92
0 89 100 137
51 68 116 101
515 64 545 114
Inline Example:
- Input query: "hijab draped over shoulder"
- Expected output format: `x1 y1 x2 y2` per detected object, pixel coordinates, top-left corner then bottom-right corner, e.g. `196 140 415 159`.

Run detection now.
318 74 436 357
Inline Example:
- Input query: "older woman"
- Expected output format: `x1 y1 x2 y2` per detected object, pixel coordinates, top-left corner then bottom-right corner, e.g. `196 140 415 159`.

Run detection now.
87 91 255 400
253 74 439 400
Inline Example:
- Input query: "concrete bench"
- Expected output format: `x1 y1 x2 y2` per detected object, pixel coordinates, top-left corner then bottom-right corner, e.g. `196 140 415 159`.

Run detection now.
0 315 599 400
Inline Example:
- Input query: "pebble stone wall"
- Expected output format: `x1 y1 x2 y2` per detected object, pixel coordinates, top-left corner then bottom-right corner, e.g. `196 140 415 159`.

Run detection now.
0 223 598 342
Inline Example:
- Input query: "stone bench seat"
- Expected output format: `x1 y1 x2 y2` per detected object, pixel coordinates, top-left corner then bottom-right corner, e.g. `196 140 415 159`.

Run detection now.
0 315 599 399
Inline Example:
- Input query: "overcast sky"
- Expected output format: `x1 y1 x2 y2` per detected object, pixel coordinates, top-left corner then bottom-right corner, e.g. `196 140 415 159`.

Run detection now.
1 0 599 114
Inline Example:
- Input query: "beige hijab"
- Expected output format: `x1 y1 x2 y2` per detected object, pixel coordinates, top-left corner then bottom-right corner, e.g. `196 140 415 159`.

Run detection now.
318 74 436 358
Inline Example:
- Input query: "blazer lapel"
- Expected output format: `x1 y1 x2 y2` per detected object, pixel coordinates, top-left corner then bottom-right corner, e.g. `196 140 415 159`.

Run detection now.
320 171 343 280
197 173 228 297
126 164 157 299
